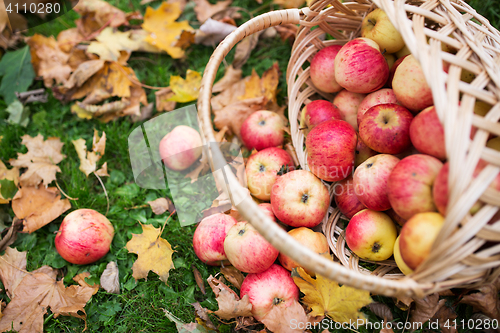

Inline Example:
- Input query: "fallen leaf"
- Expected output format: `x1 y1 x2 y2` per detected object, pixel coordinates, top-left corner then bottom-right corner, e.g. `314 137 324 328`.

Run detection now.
74 0 128 37
233 31 263 69
148 197 172 215
0 218 22 253
73 272 99 295
167 69 202 103
87 28 143 61
12 186 71 233
184 150 209 183
193 0 232 24
239 63 280 109
126 223 175 283
9 134 65 187
72 130 108 177
164 309 216 333
192 265 206 294
292 267 372 322
155 87 177 112
410 293 446 326
213 96 266 137
260 299 308 332
100 261 120 294
191 302 216 329
142 2 194 59
57 28 83 53
460 283 500 321
64 59 106 90
207 276 253 320
212 65 242 93
0 160 19 204
5 100 30 127
367 302 394 322
273 0 305 8
175 30 196 49
0 46 36 104
220 266 244 289
275 24 298 44
132 102 154 122
432 304 457 333
0 247 27 299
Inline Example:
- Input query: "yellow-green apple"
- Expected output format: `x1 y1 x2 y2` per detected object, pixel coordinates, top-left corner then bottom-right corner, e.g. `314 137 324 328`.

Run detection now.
387 154 443 220
278 227 329 275
240 110 284 151
300 99 343 134
245 147 295 201
361 9 405 53
353 154 400 211
393 236 413 275
399 212 444 270
333 175 366 219
409 106 446 160
345 209 397 261
159 125 202 171
355 134 378 168
240 264 299 321
270 170 330 228
192 213 238 266
224 221 279 273
396 44 411 58
357 88 399 127
310 45 343 93
359 103 414 154
392 55 433 113
333 89 366 131
334 37 390 94
306 119 357 182
55 209 114 265
386 54 408 89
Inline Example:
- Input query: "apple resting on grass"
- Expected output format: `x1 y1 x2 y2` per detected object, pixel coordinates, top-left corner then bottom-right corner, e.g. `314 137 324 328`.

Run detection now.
353 154 400 211
334 37 389 94
192 213 237 266
240 110 284 151
409 106 446 160
359 103 413 155
310 45 343 93
245 147 295 201
55 209 114 265
393 236 413 275
300 99 343 134
345 209 397 261
357 88 399 127
306 119 357 182
224 221 279 274
159 125 202 171
333 175 366 219
271 170 330 228
399 212 444 270
361 8 405 53
333 89 366 131
240 264 299 321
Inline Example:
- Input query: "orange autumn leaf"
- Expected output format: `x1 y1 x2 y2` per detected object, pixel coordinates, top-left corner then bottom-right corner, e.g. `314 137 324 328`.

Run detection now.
193 0 232 24
74 0 128 36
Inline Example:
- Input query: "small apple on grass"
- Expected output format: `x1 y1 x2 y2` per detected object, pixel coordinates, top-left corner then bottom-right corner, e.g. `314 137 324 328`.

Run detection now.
361 8 405 53
193 213 238 266
271 170 330 228
240 264 299 321
409 106 446 160
55 209 114 265
245 147 295 201
333 89 366 131
300 99 343 134
333 175 366 219
240 110 285 151
159 125 202 171
310 45 343 93
345 209 397 261
224 221 279 274
357 88 399 127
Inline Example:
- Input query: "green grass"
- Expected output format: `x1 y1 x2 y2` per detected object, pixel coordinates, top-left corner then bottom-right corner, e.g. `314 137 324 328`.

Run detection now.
0 0 498 332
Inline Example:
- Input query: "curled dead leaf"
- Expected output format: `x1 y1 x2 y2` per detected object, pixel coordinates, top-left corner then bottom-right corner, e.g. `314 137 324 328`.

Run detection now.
213 65 242 93
192 265 206 295
260 299 309 332
410 293 446 327
193 0 232 24
73 272 99 295
72 130 108 177
220 266 244 289
195 19 237 46
155 87 177 112
74 0 128 36
207 276 253 320
147 197 173 215
100 261 120 294
460 283 500 321
233 31 263 69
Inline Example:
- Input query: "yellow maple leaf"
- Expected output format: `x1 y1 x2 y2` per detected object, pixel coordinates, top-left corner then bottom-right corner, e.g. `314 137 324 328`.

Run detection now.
167 69 202 103
126 223 175 283
87 28 142 61
292 267 372 323
238 62 280 108
142 2 194 59
72 130 109 177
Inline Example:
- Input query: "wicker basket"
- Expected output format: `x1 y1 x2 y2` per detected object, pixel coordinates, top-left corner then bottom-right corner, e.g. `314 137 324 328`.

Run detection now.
197 0 500 298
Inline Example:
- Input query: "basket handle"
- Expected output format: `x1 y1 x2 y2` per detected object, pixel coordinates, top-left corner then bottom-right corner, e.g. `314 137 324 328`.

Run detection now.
197 8 427 298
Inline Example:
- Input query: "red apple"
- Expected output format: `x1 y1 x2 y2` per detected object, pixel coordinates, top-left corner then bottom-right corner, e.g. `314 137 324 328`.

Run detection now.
245 147 295 201
159 125 202 171
333 89 366 131
310 45 343 93
224 221 279 274
334 37 389 94
355 134 378 168
306 119 357 182
240 110 284 151
345 209 397 261
353 154 400 211
258 203 277 221
357 88 398 127
55 209 114 265
359 103 413 154
409 106 446 160
300 99 343 134
192 213 238 266
271 170 330 228
333 175 366 219
240 264 299 321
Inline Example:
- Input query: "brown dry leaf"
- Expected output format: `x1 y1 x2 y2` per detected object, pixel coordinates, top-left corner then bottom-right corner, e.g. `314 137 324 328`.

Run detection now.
193 0 232 24
220 266 244 289
410 293 446 326
460 284 500 321
273 0 305 8
194 19 237 46
57 28 83 53
0 247 27 299
9 134 65 187
73 272 99 295
0 268 95 333
213 96 266 137
0 218 23 253
367 302 394 322
12 186 71 233
192 265 206 295
74 0 128 37
207 276 253 320
126 223 175 283
432 305 457 333
184 150 209 183
292 267 372 322
213 65 242 93
275 24 298 44
72 130 108 177
27 34 72 88
0 160 19 204
100 261 120 294
147 198 172 215
233 31 262 69
260 299 308 332
64 59 106 90
142 2 194 59
191 302 216 329
155 87 177 112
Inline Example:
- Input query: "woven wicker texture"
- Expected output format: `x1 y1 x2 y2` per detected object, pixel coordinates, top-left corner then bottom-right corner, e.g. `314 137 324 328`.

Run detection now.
198 0 500 298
